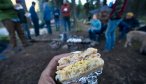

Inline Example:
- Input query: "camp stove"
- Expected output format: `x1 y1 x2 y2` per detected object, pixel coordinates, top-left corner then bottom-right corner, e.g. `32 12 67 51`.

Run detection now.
67 36 91 51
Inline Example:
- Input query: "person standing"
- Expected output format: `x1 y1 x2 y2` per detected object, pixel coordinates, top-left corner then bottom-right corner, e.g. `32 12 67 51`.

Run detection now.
61 1 71 32
43 0 53 34
29 1 40 36
15 0 32 40
0 0 28 50
104 0 128 52
53 7 60 31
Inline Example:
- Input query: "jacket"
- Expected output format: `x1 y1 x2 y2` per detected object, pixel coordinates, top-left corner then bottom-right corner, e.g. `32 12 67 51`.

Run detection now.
61 3 70 17
15 4 27 23
123 17 140 28
43 2 52 21
0 0 18 21
90 19 101 31
53 8 60 18
29 5 38 21
110 0 128 20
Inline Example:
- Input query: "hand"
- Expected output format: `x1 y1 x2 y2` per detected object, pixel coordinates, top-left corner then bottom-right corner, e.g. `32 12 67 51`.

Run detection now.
38 53 71 84
38 73 56 84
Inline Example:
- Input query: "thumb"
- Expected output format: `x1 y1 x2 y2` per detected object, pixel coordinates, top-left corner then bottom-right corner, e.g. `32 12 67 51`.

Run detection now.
48 77 56 84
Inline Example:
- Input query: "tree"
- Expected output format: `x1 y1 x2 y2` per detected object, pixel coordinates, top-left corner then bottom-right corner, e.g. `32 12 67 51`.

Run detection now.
95 0 100 8
77 0 82 18
103 0 107 5
71 0 77 28
126 0 146 16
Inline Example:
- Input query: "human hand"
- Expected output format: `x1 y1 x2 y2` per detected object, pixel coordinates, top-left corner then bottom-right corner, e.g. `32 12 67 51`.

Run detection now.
38 53 71 84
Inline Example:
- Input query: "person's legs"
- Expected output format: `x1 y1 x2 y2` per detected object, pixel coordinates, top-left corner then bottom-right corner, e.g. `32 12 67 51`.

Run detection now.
88 29 94 40
118 22 124 40
111 19 121 48
88 29 100 41
55 18 60 31
15 22 28 47
90 29 100 41
105 20 120 51
118 21 129 41
94 30 101 42
22 23 31 39
66 17 71 31
105 31 112 51
101 24 107 34
63 17 67 32
45 20 52 34
2 20 17 48
32 20 40 36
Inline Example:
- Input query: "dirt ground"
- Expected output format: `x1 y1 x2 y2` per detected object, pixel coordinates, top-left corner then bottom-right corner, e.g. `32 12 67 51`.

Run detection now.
0 25 146 84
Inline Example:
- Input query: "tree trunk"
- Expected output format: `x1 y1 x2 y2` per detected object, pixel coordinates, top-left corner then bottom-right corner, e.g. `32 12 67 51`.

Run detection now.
71 0 77 28
86 0 89 3
95 0 100 8
59 0 63 8
38 0 45 21
103 0 107 5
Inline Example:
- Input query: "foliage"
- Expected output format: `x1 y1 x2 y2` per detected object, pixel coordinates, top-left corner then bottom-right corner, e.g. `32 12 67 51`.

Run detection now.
0 36 9 43
126 0 146 16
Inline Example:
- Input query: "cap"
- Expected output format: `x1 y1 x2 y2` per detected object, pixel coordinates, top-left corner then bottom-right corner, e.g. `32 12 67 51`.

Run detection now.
127 12 134 17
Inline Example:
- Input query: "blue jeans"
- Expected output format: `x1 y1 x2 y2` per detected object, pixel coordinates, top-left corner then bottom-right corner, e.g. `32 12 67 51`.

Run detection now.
104 19 121 51
118 21 129 40
22 23 31 39
63 17 71 32
45 20 52 34
55 18 60 31
88 29 100 41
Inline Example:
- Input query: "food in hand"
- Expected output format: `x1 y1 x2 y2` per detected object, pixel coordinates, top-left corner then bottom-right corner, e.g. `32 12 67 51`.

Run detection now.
56 48 104 82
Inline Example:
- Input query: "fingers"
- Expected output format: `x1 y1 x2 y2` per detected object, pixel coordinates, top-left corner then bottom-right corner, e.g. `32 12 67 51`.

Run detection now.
54 53 71 61
38 53 71 84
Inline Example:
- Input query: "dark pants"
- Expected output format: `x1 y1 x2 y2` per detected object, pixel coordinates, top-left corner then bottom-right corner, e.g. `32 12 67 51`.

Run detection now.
2 20 27 48
32 19 40 36
101 24 107 34
88 29 100 41
63 16 71 32
22 23 31 39
118 21 129 40
45 20 52 34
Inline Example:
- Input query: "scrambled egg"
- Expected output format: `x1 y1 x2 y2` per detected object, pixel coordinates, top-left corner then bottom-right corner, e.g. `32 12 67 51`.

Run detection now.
56 48 104 82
